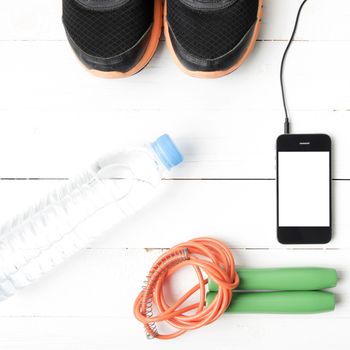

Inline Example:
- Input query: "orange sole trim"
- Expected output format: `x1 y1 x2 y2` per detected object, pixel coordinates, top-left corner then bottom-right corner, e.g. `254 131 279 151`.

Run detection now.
88 0 163 79
164 0 264 79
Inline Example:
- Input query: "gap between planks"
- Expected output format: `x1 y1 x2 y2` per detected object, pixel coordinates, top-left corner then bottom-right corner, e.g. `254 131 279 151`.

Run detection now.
0 178 349 181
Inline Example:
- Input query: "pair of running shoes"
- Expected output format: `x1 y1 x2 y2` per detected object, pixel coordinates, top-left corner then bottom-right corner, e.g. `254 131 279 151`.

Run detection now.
62 0 263 78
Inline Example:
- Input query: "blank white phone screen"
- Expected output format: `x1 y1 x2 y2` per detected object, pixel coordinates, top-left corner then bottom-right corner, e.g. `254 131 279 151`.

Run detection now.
278 151 330 227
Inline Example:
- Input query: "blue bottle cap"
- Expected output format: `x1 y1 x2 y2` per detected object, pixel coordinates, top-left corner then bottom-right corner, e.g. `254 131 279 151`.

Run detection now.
152 134 184 170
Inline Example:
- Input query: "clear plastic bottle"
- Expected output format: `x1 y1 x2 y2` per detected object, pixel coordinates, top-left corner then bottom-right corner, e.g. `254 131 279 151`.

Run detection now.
0 134 183 301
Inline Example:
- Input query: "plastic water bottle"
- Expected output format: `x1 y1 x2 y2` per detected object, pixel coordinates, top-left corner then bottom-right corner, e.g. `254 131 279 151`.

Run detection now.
0 134 183 301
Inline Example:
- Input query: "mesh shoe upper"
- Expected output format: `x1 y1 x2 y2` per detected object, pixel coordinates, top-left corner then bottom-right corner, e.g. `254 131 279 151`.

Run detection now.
167 0 260 68
63 0 154 58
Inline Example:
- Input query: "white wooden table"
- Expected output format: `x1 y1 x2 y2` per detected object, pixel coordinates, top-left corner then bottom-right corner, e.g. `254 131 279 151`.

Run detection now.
0 1 349 349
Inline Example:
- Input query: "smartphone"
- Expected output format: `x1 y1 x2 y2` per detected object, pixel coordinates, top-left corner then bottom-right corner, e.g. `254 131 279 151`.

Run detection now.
277 134 332 244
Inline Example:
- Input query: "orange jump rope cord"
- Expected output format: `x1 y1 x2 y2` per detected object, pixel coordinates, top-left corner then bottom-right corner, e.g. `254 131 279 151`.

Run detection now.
133 238 239 340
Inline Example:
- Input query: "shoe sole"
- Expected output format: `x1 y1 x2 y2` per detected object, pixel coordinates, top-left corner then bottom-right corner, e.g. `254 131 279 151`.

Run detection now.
87 0 163 79
164 0 264 79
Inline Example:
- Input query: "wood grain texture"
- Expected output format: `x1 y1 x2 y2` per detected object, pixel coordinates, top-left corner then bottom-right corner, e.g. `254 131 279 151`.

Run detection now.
0 0 349 348
0 0 349 41
0 40 349 179
0 179 350 249
0 249 348 349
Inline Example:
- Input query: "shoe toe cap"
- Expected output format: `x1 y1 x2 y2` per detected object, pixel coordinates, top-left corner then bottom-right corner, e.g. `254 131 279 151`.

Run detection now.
167 22 257 73
62 0 154 73
64 25 153 73
166 0 261 74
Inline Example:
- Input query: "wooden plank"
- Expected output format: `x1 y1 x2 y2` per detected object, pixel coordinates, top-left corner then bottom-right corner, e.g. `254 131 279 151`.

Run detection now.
0 248 347 316
0 317 348 350
0 248 348 349
0 109 348 179
0 179 349 249
0 41 348 113
0 40 349 179
0 0 349 41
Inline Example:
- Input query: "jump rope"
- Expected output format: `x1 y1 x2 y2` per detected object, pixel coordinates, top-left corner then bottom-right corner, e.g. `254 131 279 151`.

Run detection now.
134 238 239 339
133 0 338 340
133 238 337 339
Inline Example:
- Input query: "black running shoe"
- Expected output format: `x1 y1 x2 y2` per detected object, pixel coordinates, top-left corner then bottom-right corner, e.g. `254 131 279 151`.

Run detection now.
164 0 263 78
62 0 162 78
